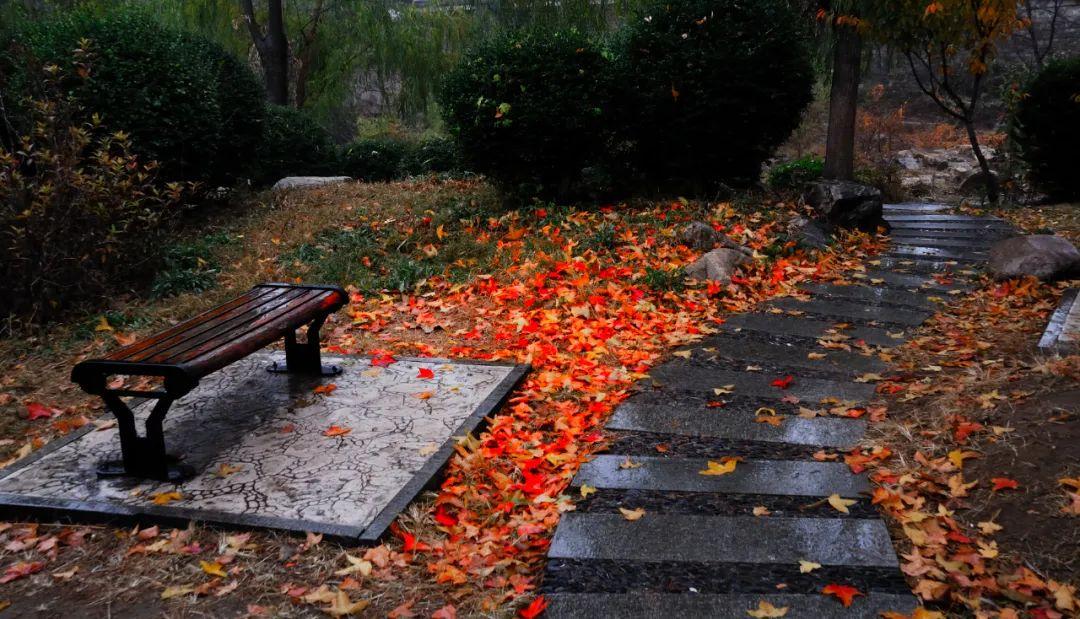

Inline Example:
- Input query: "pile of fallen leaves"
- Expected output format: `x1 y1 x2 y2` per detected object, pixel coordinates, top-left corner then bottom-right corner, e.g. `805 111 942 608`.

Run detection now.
861 275 1079 618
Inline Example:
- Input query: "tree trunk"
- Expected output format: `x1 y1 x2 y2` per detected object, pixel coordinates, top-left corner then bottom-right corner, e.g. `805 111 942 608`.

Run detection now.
823 23 862 181
963 119 998 203
263 0 289 105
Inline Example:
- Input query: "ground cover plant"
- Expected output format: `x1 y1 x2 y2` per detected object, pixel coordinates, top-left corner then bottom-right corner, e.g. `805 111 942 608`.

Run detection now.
0 178 885 616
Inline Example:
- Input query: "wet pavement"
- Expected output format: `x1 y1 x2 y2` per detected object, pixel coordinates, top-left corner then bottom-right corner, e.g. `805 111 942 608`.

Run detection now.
540 204 1012 617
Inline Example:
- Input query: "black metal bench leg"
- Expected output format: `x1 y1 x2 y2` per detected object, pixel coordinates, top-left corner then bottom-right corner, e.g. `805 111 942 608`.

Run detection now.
267 313 342 377
97 394 195 483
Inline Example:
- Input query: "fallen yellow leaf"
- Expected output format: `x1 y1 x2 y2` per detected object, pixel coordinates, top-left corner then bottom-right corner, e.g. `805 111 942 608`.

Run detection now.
151 491 183 506
798 560 821 573
746 599 789 617
200 560 227 578
619 507 645 521
699 458 738 476
827 494 857 514
580 484 597 499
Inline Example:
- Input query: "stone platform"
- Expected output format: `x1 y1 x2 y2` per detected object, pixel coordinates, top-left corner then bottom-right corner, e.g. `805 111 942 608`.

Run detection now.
0 352 526 542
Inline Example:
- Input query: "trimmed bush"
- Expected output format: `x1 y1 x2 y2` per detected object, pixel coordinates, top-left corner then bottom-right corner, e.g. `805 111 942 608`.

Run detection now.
439 28 613 199
400 136 461 176
767 156 824 191
1011 58 1080 200
255 105 339 184
341 137 410 182
611 0 814 192
6 7 264 184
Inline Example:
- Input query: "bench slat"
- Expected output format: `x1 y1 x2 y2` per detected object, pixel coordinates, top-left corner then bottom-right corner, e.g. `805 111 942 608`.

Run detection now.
122 287 307 364
157 288 329 366
106 286 289 362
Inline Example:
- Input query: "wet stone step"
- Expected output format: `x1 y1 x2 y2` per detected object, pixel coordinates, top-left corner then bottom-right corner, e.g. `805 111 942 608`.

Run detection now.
604 430 828 461
573 455 869 498
544 592 917 619
547 513 899 567
891 228 1014 240
607 402 866 448
768 297 932 327
645 363 876 402
888 220 1013 232
575 488 881 518
675 334 887 376
888 245 987 262
800 282 938 310
884 213 1005 222
856 269 971 292
720 313 904 348
542 558 911 596
885 235 995 249
884 202 950 212
867 256 979 274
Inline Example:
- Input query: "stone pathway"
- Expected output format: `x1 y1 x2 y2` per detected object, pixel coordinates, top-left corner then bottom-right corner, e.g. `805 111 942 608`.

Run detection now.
541 204 1014 618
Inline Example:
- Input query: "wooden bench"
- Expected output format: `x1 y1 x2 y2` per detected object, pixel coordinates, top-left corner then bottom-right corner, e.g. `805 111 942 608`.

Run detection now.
71 283 347 482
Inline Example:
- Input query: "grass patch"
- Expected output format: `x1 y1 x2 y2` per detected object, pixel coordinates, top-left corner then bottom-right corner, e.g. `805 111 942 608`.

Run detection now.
150 232 235 299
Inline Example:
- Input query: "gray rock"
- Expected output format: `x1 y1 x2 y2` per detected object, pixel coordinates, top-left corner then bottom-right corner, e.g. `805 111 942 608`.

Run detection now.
684 248 749 283
787 216 831 249
804 180 887 233
271 176 352 191
959 170 999 196
989 235 1080 281
678 221 719 251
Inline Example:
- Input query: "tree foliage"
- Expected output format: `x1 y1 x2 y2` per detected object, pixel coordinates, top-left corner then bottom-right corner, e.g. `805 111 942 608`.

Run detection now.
1010 57 1080 200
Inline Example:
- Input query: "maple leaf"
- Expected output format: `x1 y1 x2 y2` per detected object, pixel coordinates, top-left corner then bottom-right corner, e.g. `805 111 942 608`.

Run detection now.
672 350 692 359
991 477 1019 492
215 463 243 477
619 457 642 469
0 560 44 583
313 383 337 395
619 507 645 521
518 596 547 619
579 484 597 499
827 494 857 514
200 560 227 578
946 450 978 469
370 352 396 367
699 458 738 476
799 560 822 573
978 520 1003 534
324 589 370 617
417 367 435 379
334 554 372 577
770 375 794 389
807 352 827 360
151 491 183 506
822 583 862 607
431 604 457 619
161 585 195 599
752 506 772 517
26 402 61 420
388 601 417 618
1061 491 1080 516
746 600 789 617
414 391 434 400
323 425 352 437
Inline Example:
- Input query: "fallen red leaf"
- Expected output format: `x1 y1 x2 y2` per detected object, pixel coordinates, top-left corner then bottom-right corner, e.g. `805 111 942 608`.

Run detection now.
323 425 351 438
822 583 862 607
991 477 1019 492
770 376 794 389
26 402 61 420
0 560 45 583
417 367 435 379
371 352 396 367
518 596 547 619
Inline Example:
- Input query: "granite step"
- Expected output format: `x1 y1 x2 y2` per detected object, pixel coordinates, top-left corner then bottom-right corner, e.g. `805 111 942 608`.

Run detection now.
884 214 1005 223
646 364 876 402
573 455 869 498
887 221 1012 232
884 202 950 212
676 334 888 375
887 245 987 262
548 513 899 567
607 401 866 448
885 236 995 249
720 313 905 348
800 282 938 310
768 297 931 327
890 228 1013 240
855 269 971 292
544 592 918 619
867 256 980 274
574 487 881 519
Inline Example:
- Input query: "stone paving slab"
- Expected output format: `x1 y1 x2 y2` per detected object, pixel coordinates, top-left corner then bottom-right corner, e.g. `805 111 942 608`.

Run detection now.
573 455 869 497
857 269 971 292
607 402 866 447
867 256 975 274
801 283 938 310
548 513 899 567
0 353 526 541
884 214 1005 222
891 228 1013 240
769 297 932 326
884 202 950 212
680 335 887 375
720 314 904 348
888 221 1012 231
647 364 876 402
884 236 995 249
888 245 987 262
544 592 917 619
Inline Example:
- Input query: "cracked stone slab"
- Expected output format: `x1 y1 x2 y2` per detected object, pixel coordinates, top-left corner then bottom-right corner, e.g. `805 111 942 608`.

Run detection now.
607 401 866 447
544 593 917 619
646 363 875 402
769 297 931 327
548 513 899 567
573 455 869 497
676 336 887 375
884 214 1005 223
888 245 987 262
0 352 526 541
800 283 938 310
719 313 905 348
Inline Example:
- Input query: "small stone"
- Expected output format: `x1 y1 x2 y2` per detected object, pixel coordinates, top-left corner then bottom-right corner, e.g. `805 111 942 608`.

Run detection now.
684 249 750 283
786 216 830 250
989 235 1080 281
272 176 352 191
804 180 887 233
678 221 720 251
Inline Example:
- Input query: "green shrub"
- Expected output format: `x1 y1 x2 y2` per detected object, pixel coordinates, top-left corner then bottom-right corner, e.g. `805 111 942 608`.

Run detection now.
440 28 613 199
767 156 824 191
400 136 462 176
341 137 410 181
256 105 339 184
7 7 264 184
1011 58 1080 200
611 0 814 193
0 54 182 329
